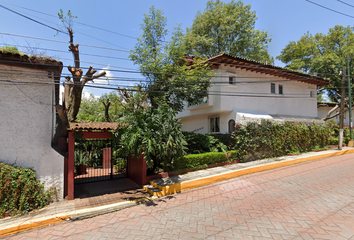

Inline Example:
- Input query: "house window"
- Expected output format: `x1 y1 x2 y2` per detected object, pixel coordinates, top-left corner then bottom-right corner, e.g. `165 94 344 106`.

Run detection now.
228 119 235 133
229 76 236 85
271 83 276 94
310 91 315 98
209 116 220 132
279 85 283 95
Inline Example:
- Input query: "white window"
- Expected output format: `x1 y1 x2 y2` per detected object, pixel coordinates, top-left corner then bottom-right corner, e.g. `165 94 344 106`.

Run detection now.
279 85 283 95
271 83 276 94
310 91 315 98
229 76 236 85
209 116 220 133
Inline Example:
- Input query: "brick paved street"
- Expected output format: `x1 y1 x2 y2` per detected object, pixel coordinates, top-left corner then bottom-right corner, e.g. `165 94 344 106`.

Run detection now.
4 153 354 240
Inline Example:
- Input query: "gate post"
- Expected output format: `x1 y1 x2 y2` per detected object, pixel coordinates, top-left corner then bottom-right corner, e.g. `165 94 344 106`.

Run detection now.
67 131 75 200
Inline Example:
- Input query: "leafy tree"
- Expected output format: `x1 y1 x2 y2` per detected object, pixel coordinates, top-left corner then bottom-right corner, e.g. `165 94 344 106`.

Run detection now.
118 105 187 174
185 0 272 63
129 6 213 112
77 92 124 122
277 25 354 102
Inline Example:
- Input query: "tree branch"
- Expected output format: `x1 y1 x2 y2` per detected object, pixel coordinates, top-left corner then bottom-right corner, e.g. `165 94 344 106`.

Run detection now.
102 99 112 122
81 65 106 85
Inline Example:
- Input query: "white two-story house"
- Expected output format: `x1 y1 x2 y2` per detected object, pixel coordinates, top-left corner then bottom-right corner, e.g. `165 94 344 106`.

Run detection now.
177 54 328 134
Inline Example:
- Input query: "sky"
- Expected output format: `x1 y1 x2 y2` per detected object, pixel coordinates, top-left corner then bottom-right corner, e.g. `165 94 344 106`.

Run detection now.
0 0 353 98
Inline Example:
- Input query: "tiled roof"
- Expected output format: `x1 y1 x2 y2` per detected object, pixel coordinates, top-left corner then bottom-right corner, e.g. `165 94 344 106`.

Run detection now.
69 122 125 131
205 53 329 86
0 50 62 67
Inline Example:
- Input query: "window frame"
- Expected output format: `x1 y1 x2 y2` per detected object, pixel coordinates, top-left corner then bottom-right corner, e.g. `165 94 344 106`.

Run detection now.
271 83 276 94
209 116 220 133
278 84 283 95
229 75 236 85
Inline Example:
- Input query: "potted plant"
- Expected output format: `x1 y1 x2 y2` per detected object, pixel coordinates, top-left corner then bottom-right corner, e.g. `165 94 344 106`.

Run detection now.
75 151 88 175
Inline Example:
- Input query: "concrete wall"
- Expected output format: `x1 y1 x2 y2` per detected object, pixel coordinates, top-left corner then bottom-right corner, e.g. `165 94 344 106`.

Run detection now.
318 106 353 126
0 65 63 199
177 65 319 133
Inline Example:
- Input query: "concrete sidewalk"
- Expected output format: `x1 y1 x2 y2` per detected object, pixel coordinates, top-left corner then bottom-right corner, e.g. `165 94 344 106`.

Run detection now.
1 147 354 238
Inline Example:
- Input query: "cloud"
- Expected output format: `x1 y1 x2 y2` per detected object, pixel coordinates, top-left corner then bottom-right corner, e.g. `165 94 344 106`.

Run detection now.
93 65 114 85
82 88 99 99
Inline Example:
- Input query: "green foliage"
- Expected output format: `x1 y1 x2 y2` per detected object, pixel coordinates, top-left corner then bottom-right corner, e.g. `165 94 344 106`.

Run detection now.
130 6 213 112
0 45 23 55
230 120 331 158
172 150 241 171
182 131 228 154
277 25 354 101
57 9 77 30
185 0 272 63
0 163 53 218
74 150 88 166
173 152 227 170
325 119 352 145
77 92 124 122
118 105 187 173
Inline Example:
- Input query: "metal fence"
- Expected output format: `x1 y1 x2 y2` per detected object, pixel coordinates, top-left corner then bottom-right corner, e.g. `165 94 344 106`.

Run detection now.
74 138 127 184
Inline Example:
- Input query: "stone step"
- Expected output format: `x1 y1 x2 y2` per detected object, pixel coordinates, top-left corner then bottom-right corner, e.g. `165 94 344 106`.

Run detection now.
143 184 164 197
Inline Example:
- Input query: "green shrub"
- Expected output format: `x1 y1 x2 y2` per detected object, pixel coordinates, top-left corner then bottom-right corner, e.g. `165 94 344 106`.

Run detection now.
230 120 331 157
172 150 241 171
173 152 227 170
182 131 228 154
0 163 53 218
328 137 338 145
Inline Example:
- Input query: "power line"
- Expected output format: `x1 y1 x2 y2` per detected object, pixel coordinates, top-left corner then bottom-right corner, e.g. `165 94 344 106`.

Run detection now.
0 4 129 50
337 0 354 9
0 32 131 53
305 0 354 19
0 4 68 34
0 42 131 61
0 57 331 87
0 1 137 40
0 78 318 99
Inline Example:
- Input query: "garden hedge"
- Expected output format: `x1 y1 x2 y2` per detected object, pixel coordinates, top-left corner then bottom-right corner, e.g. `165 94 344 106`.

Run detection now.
0 163 53 218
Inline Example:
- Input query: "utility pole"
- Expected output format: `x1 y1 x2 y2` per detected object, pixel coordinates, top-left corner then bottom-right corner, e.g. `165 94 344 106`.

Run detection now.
339 66 346 150
348 56 353 146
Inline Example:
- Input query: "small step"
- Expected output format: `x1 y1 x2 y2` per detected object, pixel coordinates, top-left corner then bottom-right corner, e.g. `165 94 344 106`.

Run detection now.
143 184 163 197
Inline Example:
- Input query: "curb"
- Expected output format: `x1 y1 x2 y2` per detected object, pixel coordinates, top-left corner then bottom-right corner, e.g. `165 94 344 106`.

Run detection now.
146 148 354 197
0 196 157 238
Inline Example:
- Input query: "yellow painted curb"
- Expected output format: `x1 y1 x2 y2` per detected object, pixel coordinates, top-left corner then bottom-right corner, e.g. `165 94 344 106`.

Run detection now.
142 185 164 197
152 149 354 197
0 215 70 238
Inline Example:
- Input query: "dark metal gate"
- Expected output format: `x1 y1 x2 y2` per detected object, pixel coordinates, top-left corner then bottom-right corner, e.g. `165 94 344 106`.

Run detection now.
74 138 127 184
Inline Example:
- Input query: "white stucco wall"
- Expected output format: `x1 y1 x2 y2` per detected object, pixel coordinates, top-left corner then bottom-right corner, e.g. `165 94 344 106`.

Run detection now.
178 65 319 133
318 106 353 126
0 65 63 199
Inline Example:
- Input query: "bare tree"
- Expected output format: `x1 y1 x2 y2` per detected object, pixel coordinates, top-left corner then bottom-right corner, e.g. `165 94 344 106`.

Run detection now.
53 10 105 150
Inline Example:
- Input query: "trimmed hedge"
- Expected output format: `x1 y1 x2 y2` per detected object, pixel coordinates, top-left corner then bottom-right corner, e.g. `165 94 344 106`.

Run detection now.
0 163 53 218
230 121 331 158
172 150 239 171
174 121 334 172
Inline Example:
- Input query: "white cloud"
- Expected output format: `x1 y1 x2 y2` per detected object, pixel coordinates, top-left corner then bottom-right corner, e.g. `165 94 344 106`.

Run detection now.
82 88 99 99
59 83 99 103
93 65 114 85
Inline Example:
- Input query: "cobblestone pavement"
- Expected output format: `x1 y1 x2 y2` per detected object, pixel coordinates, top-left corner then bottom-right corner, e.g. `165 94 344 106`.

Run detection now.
4 153 354 240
